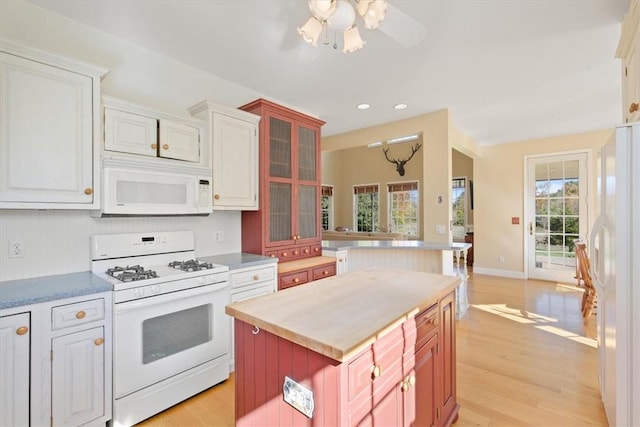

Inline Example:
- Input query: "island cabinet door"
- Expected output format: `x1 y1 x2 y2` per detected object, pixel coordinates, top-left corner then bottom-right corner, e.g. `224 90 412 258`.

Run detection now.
440 291 459 424
403 333 439 426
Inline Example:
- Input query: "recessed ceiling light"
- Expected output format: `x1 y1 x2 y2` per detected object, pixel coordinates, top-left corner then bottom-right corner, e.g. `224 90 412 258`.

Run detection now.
357 103 370 110
394 103 408 110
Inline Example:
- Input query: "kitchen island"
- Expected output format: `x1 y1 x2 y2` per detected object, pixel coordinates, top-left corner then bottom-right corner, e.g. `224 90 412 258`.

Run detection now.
322 240 471 318
225 268 460 427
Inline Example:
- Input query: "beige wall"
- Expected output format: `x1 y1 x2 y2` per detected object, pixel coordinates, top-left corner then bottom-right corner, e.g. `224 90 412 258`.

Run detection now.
322 141 423 235
474 129 613 276
322 110 453 243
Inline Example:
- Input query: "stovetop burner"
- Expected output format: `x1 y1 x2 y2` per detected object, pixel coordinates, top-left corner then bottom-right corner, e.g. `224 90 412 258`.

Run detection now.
106 265 158 283
168 259 214 272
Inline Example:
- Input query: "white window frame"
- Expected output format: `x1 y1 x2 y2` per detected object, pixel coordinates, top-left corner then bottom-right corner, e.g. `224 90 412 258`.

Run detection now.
452 176 469 242
353 183 380 232
387 181 419 237
321 185 334 232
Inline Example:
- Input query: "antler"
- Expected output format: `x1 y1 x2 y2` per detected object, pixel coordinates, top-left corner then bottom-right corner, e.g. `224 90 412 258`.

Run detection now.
405 143 422 163
382 143 422 176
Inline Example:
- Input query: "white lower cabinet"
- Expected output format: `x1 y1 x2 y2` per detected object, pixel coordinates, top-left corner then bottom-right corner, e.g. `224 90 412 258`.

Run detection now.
322 249 349 275
228 263 277 371
0 312 30 427
52 327 106 426
0 292 112 427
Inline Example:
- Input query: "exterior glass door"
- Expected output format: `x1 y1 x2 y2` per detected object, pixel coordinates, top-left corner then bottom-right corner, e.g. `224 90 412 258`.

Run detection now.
526 152 588 282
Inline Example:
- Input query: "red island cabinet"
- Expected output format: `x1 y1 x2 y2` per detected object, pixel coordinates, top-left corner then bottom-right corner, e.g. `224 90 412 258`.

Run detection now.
233 290 459 427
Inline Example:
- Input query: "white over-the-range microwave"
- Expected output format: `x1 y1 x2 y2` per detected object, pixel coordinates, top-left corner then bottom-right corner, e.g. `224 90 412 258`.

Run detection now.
91 156 212 217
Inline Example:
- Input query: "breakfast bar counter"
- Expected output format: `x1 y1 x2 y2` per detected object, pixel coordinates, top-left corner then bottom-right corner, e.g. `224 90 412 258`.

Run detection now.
226 268 460 427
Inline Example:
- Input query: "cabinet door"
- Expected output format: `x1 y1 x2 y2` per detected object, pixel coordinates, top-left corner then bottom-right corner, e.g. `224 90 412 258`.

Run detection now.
52 326 105 427
212 113 258 209
440 292 457 422
624 39 640 123
159 119 200 162
296 124 320 241
405 334 439 427
349 380 403 427
0 313 30 427
104 108 158 157
267 115 295 245
0 52 94 205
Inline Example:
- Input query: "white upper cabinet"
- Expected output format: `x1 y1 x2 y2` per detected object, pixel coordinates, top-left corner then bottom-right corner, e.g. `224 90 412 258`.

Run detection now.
189 100 260 210
105 108 158 157
0 38 107 209
617 0 640 123
159 119 200 162
103 96 204 165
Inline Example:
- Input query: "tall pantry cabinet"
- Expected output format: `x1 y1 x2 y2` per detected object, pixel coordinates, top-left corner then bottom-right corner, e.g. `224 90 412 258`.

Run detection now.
240 99 335 289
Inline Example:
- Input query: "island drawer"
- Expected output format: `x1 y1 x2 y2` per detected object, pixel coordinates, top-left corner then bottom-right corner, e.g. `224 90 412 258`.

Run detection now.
230 266 276 290
279 270 309 290
414 303 439 349
51 298 105 330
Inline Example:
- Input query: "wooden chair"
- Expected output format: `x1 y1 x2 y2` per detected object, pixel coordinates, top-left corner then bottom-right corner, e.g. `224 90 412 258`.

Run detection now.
574 240 596 325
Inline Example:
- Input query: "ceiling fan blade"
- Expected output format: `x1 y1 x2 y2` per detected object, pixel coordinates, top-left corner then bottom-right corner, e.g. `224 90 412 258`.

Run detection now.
377 3 426 47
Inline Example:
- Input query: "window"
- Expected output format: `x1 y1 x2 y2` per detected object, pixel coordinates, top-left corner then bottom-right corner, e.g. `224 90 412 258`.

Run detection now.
321 185 333 231
388 182 419 236
452 177 467 241
353 184 379 232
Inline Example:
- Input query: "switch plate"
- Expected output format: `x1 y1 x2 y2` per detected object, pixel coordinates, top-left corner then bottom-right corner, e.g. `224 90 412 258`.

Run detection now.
9 240 24 258
283 376 314 418
511 217 520 225
436 225 446 234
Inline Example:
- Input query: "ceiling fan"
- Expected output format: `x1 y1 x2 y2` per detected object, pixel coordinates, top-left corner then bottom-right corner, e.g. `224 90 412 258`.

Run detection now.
297 0 426 53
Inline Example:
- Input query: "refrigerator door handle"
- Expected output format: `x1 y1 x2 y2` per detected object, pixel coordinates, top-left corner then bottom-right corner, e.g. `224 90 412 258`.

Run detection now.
589 213 605 290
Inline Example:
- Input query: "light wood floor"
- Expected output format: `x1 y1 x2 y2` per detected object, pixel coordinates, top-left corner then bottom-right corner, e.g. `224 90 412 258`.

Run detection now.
138 271 605 426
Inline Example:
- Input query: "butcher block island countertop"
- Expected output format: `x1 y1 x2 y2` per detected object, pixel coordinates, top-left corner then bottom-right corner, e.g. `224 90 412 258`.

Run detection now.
226 268 458 362
226 268 461 427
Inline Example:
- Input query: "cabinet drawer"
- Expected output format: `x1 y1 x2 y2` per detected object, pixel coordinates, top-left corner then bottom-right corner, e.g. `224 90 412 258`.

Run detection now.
312 263 336 280
415 303 439 350
267 248 304 262
279 270 308 290
310 244 322 256
230 266 276 290
52 298 105 330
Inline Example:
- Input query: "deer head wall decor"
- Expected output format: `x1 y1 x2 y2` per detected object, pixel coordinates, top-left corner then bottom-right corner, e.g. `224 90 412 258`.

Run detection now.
383 142 422 176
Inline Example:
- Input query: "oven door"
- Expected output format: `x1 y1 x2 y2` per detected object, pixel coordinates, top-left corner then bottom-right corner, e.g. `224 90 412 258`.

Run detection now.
113 282 229 398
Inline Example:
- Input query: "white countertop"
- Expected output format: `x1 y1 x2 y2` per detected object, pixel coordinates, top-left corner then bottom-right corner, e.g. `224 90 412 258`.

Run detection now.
321 240 472 251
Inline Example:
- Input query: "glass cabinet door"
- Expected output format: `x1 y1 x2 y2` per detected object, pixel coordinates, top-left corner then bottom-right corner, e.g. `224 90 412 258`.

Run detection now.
268 116 293 244
297 125 318 239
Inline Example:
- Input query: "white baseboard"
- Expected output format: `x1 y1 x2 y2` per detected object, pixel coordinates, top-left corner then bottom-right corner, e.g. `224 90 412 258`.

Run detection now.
472 267 525 279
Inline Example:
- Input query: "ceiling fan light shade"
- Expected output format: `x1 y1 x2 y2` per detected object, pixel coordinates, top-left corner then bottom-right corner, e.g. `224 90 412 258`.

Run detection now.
308 0 336 21
343 25 365 53
297 17 324 46
356 0 388 29
328 0 356 32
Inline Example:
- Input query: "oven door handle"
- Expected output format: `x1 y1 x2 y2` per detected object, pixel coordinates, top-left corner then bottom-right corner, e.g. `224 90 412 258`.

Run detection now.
115 281 229 313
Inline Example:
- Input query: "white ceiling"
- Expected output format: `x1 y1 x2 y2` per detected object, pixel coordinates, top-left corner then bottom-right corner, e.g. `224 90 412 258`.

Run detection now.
29 0 629 146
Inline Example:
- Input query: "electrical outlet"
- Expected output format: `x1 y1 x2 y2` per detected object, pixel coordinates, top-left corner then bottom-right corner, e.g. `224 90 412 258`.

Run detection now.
9 240 24 258
436 225 446 234
499 255 505 263
214 231 224 241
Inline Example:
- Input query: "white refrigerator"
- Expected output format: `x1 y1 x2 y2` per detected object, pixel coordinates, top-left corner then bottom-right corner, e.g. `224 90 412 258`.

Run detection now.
590 122 640 427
